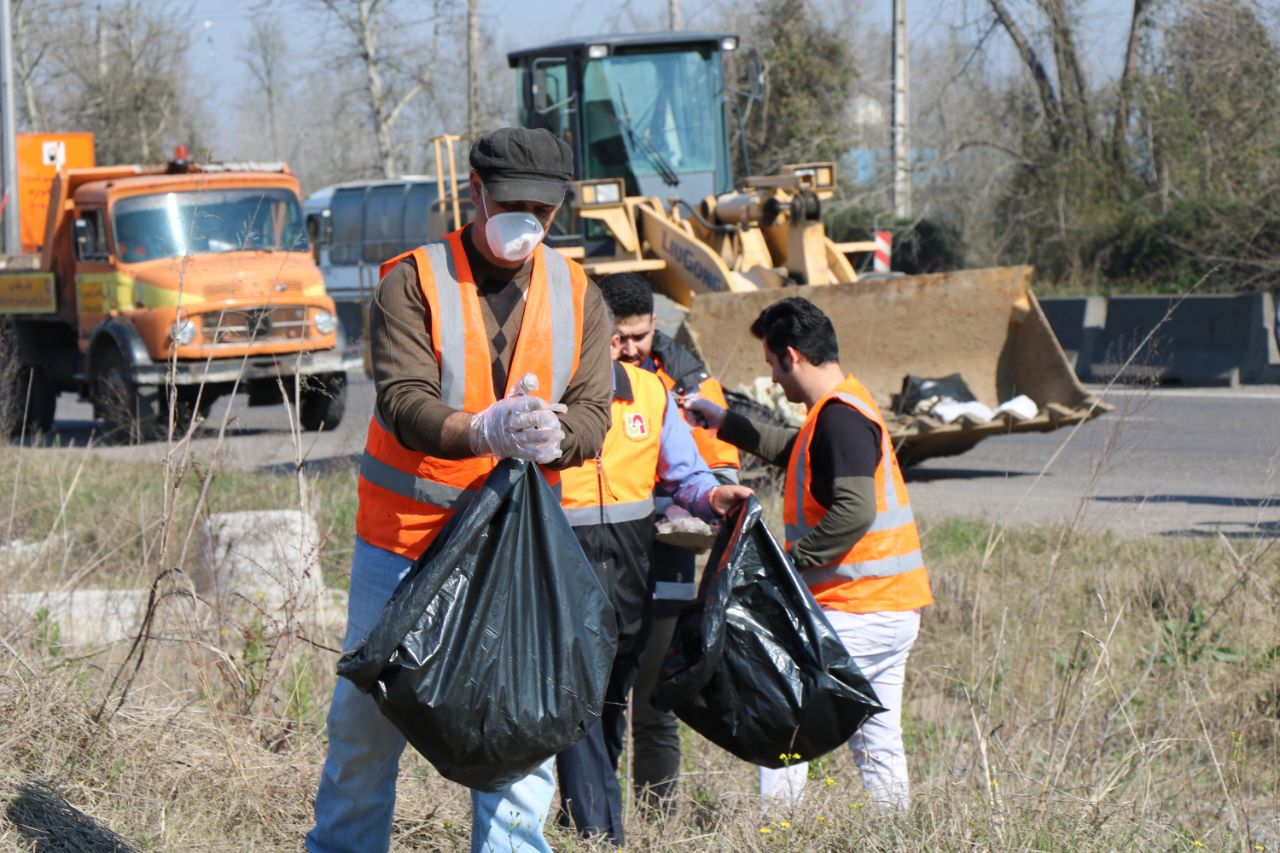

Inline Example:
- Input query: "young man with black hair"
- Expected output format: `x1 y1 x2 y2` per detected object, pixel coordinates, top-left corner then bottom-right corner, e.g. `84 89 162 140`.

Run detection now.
684 296 933 810
595 273 742 813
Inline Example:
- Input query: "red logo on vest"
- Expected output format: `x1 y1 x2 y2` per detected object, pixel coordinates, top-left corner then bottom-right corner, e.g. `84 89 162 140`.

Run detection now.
624 412 650 440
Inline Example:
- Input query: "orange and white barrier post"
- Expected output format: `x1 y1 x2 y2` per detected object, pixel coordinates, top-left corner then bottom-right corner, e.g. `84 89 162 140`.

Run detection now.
874 230 892 273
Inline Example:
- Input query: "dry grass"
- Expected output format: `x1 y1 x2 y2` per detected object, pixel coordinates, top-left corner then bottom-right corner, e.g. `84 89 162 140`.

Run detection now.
0 442 1277 851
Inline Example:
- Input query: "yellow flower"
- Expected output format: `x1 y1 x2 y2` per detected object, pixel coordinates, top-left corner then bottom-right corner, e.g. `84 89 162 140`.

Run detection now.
778 821 791 828
1193 843 1203 848
816 816 827 824
759 827 771 835
824 776 835 787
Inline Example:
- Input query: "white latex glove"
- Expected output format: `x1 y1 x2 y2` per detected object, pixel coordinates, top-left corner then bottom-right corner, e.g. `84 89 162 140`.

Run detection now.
469 373 566 464
679 393 726 429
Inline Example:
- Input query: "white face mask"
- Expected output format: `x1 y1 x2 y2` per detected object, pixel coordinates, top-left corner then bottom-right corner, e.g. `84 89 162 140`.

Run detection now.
480 189 547 263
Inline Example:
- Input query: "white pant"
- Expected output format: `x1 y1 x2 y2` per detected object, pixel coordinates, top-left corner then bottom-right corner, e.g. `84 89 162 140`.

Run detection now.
759 608 920 810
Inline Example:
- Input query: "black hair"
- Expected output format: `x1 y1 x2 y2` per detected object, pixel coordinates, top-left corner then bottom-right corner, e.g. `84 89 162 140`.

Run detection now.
597 273 654 319
750 297 839 366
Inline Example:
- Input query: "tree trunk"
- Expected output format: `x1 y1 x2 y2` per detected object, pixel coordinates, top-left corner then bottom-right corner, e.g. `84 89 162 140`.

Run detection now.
1039 0 1094 151
1111 0 1149 168
986 0 1065 145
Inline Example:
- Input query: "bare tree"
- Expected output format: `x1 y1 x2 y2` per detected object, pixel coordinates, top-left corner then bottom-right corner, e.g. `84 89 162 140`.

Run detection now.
33 0 203 163
11 0 47 130
241 18 289 160
309 0 443 177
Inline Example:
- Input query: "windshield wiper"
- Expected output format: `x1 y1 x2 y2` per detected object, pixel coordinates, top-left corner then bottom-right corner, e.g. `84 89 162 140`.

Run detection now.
616 90 680 188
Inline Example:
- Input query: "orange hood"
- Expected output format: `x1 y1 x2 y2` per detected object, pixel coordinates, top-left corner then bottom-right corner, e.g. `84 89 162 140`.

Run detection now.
121 251 326 302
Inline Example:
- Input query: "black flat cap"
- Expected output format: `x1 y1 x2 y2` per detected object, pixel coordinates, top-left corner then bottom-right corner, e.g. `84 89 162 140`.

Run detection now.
470 127 573 205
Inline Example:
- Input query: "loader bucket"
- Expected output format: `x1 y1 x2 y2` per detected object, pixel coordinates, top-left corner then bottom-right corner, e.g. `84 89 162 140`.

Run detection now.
679 266 1110 465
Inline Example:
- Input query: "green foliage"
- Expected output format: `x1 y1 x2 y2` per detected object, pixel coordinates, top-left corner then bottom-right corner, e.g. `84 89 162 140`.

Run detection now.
989 0 1280 291
33 607 62 657
729 0 859 176
1155 603 1245 668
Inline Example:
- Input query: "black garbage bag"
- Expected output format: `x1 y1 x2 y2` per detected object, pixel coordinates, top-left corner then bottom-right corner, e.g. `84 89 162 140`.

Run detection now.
893 372 976 415
652 497 884 768
337 459 618 792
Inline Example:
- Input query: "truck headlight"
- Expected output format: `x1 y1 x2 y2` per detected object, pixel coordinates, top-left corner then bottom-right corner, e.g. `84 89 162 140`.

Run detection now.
170 318 197 345
314 310 337 334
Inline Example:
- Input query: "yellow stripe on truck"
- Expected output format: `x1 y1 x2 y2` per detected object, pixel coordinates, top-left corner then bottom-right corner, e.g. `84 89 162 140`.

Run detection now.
0 273 56 314
75 272 207 312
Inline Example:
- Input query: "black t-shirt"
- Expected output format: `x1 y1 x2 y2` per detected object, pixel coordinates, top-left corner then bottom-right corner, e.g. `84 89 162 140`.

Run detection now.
808 404 882 508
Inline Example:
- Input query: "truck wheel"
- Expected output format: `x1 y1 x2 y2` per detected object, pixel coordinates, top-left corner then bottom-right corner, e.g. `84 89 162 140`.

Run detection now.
298 372 346 432
94 347 162 444
6 365 57 437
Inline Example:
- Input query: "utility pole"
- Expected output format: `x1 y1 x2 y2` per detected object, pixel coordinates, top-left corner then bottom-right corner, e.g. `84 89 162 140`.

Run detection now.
891 0 910 219
0 0 20 253
668 0 681 31
466 0 478 142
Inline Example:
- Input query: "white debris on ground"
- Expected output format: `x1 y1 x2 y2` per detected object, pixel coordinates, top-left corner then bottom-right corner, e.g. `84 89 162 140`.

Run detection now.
931 394 1039 424
736 377 807 427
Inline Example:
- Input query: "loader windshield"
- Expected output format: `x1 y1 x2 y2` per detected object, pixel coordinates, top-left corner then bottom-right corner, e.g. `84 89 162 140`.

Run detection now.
582 47 730 203
112 188 308 263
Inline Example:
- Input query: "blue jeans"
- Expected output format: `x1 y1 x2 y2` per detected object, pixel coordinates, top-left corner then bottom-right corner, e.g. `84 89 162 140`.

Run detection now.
307 536 557 853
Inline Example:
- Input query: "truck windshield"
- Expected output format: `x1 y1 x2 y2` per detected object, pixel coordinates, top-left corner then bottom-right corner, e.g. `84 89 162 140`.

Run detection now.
112 188 308 262
581 48 730 203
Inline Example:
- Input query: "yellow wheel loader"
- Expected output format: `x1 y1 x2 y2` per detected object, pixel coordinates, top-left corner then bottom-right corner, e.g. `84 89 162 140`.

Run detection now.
426 33 1108 463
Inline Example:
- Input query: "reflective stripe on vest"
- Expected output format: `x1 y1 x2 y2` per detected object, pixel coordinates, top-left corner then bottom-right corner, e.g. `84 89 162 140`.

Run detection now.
798 549 925 585
543 249 576 402
562 496 656 528
360 452 477 510
653 580 696 601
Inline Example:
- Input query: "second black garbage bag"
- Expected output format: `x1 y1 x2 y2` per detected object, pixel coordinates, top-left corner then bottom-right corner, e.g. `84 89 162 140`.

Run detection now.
653 496 885 768
337 459 618 792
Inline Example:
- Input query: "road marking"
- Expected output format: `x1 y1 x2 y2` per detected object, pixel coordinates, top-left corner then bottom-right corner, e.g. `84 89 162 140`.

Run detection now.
1091 387 1280 402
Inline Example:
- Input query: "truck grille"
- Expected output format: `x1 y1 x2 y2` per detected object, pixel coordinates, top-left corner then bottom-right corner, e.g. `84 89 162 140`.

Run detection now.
205 306 311 345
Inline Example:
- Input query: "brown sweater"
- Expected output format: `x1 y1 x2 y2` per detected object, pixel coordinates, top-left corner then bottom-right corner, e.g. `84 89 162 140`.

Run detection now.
368 226 612 468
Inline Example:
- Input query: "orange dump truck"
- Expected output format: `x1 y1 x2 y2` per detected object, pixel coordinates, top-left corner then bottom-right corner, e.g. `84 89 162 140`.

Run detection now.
0 153 348 441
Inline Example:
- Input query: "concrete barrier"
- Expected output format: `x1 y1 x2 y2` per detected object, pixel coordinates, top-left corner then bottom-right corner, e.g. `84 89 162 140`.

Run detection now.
196 509 325 615
1081 292 1280 386
1038 296 1106 375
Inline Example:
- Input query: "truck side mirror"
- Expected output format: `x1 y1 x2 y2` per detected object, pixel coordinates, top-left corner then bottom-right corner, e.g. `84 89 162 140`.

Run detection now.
321 209 333 245
73 218 91 260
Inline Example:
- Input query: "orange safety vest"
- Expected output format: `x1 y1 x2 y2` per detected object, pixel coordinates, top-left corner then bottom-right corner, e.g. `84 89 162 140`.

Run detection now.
356 229 588 558
784 375 933 614
654 367 741 475
560 361 666 527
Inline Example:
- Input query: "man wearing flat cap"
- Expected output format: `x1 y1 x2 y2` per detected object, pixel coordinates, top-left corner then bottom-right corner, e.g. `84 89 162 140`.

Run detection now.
308 127 613 853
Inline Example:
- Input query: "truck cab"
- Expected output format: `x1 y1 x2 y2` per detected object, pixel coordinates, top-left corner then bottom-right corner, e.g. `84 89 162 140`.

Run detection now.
0 157 349 441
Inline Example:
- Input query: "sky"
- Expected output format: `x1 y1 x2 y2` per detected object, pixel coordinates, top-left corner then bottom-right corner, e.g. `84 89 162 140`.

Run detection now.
179 0 1135 156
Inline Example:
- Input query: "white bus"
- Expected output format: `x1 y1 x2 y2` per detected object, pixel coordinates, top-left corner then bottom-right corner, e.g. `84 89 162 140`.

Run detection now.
303 178 471 344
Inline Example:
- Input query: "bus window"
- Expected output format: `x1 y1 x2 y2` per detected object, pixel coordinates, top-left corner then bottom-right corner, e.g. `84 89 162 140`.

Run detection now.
330 187 365 266
363 184 407 264
401 183 436 252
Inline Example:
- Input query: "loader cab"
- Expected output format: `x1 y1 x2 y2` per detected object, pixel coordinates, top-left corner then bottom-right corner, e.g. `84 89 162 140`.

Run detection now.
509 32 737 253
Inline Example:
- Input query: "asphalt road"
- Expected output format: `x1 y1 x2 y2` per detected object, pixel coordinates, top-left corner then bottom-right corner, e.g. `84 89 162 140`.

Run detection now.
29 378 1280 538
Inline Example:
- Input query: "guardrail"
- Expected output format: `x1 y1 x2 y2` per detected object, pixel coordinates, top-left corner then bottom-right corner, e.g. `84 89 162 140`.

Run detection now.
1039 292 1280 386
